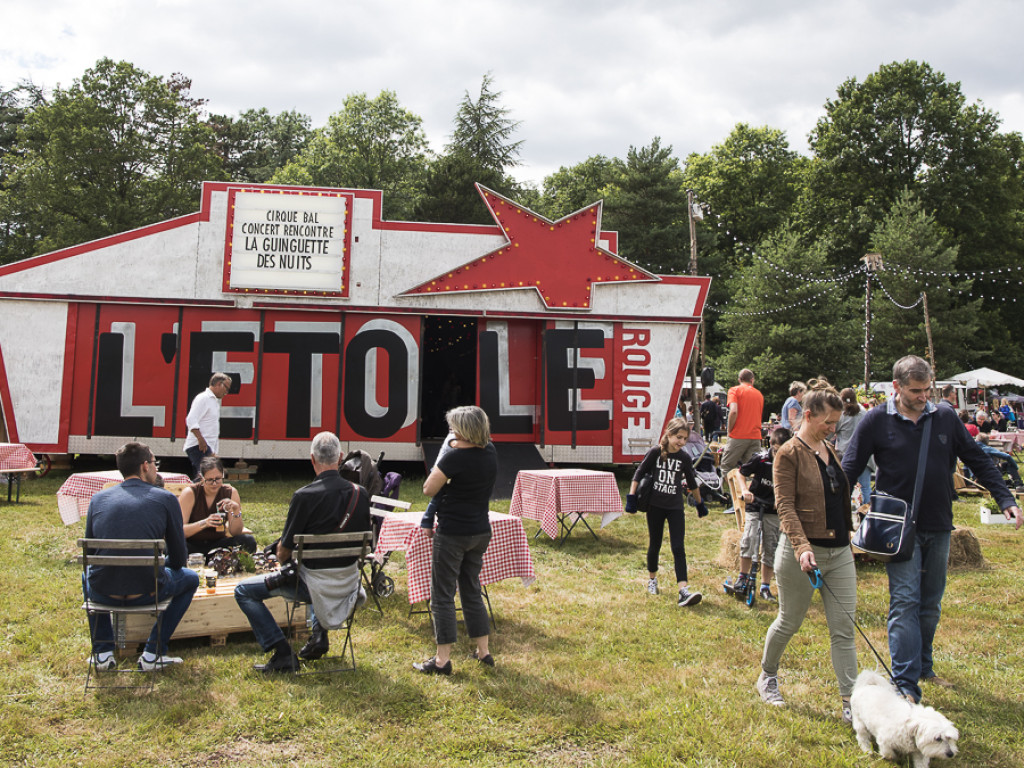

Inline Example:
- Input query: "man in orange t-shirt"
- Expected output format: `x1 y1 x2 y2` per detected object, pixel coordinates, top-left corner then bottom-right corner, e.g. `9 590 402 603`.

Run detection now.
720 368 765 476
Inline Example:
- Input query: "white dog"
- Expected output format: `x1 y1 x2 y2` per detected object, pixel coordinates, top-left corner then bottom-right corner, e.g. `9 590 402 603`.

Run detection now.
850 670 959 768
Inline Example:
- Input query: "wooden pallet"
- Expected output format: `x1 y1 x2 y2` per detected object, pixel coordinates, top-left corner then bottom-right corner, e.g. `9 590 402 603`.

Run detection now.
116 574 304 647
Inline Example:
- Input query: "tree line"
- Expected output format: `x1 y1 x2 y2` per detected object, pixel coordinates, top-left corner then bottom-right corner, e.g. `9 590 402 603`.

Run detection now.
2 57 1022 409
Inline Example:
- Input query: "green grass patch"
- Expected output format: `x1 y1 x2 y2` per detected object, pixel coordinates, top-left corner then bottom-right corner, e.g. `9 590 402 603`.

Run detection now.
1 469 1022 767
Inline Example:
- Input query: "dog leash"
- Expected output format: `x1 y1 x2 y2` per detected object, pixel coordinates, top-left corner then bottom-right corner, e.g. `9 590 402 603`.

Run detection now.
808 568 898 687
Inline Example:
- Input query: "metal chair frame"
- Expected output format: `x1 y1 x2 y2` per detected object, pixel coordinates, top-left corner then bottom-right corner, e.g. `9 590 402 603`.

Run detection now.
287 530 373 674
78 538 172 693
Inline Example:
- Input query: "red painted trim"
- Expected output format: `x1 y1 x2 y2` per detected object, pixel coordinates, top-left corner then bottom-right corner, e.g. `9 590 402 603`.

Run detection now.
0 335 17 442
0 292 234 307
57 304 78 451
0 213 204 278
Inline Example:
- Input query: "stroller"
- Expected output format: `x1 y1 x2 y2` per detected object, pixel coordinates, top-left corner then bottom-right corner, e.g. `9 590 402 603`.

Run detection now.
339 450 402 597
683 433 729 505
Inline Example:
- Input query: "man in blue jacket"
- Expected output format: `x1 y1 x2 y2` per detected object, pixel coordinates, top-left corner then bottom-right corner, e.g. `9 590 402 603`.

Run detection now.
83 442 199 672
842 356 1021 704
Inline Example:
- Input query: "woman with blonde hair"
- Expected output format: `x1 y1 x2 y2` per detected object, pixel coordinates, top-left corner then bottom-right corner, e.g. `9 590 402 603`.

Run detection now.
414 405 498 674
756 378 857 724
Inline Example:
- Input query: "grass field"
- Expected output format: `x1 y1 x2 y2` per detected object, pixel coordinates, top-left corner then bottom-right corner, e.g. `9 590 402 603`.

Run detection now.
1 467 1022 768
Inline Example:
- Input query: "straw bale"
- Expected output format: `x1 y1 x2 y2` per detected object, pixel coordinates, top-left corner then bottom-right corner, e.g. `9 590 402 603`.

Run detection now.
716 528 742 570
948 527 985 569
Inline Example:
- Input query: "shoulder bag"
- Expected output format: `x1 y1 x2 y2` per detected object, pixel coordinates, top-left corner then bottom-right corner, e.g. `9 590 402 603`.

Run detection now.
851 416 931 562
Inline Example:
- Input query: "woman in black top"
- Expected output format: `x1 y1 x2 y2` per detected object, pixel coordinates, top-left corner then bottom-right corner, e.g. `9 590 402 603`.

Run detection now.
627 418 706 607
414 406 498 675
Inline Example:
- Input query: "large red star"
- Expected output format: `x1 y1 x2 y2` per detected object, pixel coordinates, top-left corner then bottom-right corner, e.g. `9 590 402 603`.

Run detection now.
400 185 659 310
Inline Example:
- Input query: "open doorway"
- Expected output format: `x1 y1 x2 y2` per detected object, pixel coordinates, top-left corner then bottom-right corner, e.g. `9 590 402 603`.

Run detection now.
420 316 477 439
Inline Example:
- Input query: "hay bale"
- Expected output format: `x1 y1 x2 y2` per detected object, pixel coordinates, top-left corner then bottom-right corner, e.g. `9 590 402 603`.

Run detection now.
948 528 985 569
716 528 743 570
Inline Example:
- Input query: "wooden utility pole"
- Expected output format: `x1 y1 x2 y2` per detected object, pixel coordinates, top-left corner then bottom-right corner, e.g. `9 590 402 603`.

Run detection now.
861 253 884 392
687 190 702 420
922 291 935 370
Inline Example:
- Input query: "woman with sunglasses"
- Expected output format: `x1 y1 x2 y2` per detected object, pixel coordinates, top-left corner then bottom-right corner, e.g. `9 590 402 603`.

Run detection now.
179 456 257 556
756 378 857 725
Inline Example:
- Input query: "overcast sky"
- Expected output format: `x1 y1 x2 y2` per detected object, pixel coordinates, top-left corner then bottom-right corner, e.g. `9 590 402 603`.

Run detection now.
3 0 1023 189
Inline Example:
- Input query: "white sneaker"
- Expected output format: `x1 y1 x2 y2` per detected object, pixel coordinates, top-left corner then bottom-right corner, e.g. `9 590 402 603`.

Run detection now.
757 671 785 706
646 578 659 595
89 653 116 671
138 654 184 671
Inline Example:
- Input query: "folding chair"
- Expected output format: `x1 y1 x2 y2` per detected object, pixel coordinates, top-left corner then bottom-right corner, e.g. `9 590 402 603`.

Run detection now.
287 530 374 674
726 469 748 530
364 495 412 610
78 538 172 693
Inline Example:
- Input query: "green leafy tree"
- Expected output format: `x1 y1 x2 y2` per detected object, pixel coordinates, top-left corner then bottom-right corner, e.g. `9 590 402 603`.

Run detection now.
602 137 688 273
273 90 429 220
537 155 615 218
207 108 311 183
414 75 523 224
868 190 979 376
0 81 46 263
682 123 809 355
683 123 807 250
1 59 224 261
715 228 861 409
801 59 1024 369
447 73 522 175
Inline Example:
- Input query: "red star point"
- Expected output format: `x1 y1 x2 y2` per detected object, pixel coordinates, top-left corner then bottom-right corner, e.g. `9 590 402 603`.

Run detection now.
400 185 658 310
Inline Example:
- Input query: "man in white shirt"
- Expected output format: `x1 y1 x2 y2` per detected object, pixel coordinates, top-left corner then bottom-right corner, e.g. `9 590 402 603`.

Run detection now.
183 372 231 477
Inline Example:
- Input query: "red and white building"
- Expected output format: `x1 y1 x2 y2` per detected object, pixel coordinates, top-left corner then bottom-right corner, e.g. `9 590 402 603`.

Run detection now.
0 182 709 465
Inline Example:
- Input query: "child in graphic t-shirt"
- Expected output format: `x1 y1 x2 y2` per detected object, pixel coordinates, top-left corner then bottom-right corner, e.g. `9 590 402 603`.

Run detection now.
626 418 709 607
731 427 791 601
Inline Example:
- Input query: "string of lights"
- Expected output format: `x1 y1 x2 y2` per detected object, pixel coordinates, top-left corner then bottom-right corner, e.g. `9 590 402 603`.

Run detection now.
708 212 859 284
706 279 846 316
875 278 924 310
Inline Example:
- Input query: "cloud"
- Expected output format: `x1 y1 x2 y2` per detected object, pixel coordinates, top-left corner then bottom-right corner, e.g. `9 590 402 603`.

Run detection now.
2 0 1022 188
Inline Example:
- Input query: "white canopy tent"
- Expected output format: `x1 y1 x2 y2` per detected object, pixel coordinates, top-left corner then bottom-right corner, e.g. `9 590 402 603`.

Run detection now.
950 367 1024 389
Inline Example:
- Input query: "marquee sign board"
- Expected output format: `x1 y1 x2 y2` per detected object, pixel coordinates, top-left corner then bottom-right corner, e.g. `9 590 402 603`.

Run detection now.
224 188 353 297
0 182 710 465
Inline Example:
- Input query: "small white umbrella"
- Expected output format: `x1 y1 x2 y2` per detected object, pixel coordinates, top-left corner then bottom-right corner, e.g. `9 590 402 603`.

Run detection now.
951 367 1024 388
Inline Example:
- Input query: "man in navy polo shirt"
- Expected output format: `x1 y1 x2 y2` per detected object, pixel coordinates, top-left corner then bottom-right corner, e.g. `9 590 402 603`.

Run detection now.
842 356 1021 704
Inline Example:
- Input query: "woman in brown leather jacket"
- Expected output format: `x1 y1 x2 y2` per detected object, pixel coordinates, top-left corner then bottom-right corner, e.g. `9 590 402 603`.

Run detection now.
755 378 857 725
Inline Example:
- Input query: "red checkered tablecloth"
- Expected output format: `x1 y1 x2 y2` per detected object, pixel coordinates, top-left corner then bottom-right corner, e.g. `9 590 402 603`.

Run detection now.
989 431 1024 453
374 510 535 604
508 469 624 540
57 470 192 525
0 443 37 472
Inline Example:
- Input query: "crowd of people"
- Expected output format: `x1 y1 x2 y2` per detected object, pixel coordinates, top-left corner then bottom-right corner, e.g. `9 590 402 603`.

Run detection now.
82 397 500 677
80 360 1023 725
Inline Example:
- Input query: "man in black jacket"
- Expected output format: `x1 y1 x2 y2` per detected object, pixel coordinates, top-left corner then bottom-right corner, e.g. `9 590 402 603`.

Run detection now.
234 432 371 673
842 356 1021 703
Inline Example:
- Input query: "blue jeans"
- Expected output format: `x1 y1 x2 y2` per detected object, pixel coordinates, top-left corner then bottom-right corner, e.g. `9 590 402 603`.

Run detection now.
234 574 311 652
85 567 200 655
431 531 492 645
856 467 872 505
886 529 951 702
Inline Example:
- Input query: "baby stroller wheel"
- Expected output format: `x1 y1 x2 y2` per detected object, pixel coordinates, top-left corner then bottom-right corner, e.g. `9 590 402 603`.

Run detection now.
374 574 395 598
